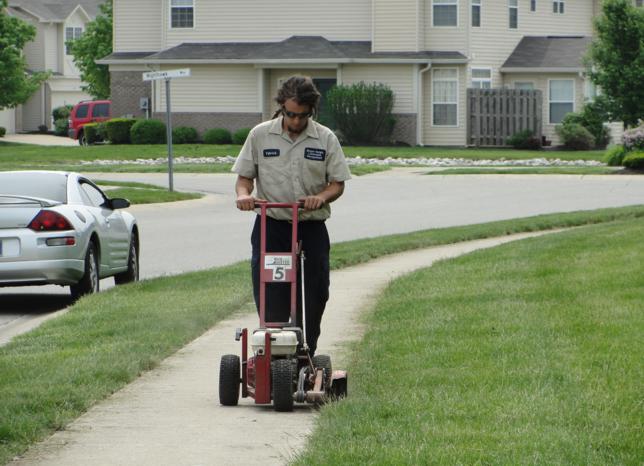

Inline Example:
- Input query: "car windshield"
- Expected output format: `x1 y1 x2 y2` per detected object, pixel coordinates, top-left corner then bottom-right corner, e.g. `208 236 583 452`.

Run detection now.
0 172 68 203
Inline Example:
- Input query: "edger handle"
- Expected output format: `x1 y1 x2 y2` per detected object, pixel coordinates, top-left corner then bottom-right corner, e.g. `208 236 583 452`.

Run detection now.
254 200 304 209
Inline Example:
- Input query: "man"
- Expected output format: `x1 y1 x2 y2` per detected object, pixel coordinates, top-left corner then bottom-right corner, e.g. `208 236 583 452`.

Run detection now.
232 75 351 356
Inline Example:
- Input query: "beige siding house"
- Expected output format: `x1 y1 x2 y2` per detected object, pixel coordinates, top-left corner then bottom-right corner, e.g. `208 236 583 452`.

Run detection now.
100 0 638 146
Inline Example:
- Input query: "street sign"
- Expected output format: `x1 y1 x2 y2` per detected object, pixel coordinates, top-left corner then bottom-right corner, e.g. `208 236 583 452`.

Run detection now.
142 68 191 81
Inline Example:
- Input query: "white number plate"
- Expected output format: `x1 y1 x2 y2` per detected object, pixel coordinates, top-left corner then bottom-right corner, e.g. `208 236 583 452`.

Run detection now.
264 255 293 281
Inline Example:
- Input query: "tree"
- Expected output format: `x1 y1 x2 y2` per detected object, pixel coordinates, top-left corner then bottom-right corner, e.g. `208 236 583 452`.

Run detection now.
0 0 48 108
586 0 644 127
70 0 112 99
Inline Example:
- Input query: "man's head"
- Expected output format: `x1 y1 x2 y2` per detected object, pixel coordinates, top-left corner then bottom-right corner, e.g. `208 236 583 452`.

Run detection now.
275 76 321 135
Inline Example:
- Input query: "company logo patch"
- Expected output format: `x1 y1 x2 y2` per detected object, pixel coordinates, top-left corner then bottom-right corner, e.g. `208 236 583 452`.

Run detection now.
263 149 280 157
304 147 326 161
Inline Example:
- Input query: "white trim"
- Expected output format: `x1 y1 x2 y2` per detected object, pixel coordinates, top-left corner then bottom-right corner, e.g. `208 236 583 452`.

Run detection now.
552 0 565 14
512 80 535 90
371 0 375 53
417 63 432 145
431 67 459 128
100 57 470 66
66 5 91 23
169 0 196 30
432 0 459 28
547 78 575 124
470 66 492 88
257 68 264 114
501 67 583 73
337 64 343 85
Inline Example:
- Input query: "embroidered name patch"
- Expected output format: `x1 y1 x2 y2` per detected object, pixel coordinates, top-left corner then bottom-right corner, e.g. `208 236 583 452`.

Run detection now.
263 149 280 157
304 147 326 161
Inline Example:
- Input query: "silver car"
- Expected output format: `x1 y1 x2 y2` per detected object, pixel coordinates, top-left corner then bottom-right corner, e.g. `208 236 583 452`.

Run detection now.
0 171 139 299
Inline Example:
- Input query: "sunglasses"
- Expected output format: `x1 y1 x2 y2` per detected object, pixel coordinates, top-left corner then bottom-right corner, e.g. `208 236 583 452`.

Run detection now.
282 107 312 119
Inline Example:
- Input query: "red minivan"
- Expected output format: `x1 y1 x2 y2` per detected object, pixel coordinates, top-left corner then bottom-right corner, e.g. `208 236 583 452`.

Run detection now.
68 100 111 145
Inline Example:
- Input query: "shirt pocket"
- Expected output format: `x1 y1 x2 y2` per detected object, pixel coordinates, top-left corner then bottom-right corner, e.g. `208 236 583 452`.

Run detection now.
301 157 327 193
258 155 289 184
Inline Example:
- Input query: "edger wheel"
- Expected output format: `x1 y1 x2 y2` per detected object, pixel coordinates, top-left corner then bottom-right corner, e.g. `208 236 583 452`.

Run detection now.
312 354 332 389
219 354 240 406
272 359 294 412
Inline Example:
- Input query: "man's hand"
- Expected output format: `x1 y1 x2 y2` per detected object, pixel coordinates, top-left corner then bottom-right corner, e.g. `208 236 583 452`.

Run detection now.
299 195 326 211
236 194 256 211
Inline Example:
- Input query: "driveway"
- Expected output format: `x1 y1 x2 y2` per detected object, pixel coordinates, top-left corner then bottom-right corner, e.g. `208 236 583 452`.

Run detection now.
1 133 79 146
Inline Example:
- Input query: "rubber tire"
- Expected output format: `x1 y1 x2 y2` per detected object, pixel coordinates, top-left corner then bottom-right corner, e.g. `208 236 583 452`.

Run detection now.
219 354 240 406
70 241 99 300
312 354 333 389
272 359 294 412
114 237 139 285
79 131 88 146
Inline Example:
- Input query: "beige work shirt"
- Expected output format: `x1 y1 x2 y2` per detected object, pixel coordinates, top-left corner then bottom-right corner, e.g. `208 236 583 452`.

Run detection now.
232 116 351 221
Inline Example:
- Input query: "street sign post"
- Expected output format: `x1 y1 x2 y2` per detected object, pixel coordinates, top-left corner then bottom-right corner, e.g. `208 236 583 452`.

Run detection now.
143 68 191 191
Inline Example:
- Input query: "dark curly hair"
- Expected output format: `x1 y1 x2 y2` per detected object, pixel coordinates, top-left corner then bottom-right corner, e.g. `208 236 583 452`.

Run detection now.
272 75 321 119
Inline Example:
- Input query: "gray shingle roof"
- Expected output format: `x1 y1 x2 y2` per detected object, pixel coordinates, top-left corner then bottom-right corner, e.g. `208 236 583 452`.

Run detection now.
99 36 467 64
7 0 103 21
501 36 592 71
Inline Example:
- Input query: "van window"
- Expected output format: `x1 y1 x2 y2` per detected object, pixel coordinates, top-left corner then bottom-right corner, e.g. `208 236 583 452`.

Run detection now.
92 103 110 118
76 104 89 118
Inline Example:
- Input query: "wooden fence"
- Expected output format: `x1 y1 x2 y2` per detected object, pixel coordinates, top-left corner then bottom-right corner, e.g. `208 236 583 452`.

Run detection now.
467 88 542 147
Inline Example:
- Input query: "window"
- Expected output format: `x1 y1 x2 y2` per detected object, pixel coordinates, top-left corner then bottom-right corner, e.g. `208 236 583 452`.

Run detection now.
433 0 458 27
471 0 481 27
531 0 537 11
92 103 110 118
553 0 564 13
75 104 89 118
432 68 458 126
636 0 642 7
65 27 82 55
515 82 534 90
584 80 599 101
509 0 518 28
471 68 491 88
549 79 574 123
79 182 107 208
171 0 194 28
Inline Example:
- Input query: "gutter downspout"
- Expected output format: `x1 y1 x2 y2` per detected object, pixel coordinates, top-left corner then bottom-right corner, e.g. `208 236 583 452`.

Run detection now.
417 62 431 146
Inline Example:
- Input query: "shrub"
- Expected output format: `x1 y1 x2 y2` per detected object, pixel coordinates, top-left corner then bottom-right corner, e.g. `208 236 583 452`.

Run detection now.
130 119 166 144
52 105 72 122
38 124 48 134
327 82 395 145
172 126 198 144
622 151 644 170
54 118 68 136
82 123 103 145
623 123 644 151
556 122 596 150
603 145 628 166
560 100 612 149
232 127 251 145
104 118 137 144
203 128 232 144
0 127 5 137
507 129 542 150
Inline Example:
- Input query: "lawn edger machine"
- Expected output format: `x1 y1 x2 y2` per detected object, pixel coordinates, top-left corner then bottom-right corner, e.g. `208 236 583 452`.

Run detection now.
219 201 347 411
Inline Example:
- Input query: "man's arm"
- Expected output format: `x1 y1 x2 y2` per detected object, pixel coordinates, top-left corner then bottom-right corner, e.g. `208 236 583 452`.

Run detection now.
235 175 258 210
299 181 345 211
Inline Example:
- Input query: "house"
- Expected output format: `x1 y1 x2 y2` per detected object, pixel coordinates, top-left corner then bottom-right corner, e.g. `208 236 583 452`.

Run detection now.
99 0 638 146
0 0 104 133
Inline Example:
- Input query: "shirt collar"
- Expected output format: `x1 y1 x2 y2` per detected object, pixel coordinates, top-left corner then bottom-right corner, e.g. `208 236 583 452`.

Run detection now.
269 116 320 140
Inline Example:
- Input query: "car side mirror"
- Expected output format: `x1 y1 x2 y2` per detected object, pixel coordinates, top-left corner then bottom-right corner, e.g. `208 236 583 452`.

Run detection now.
109 198 131 209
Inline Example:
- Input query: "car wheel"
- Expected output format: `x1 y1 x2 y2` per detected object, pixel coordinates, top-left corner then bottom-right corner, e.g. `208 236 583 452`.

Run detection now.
71 241 99 299
114 237 139 285
79 132 88 146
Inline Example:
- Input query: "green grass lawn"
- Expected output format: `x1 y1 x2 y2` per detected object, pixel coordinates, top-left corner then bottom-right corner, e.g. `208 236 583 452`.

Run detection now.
96 180 202 204
295 217 643 465
1 205 643 464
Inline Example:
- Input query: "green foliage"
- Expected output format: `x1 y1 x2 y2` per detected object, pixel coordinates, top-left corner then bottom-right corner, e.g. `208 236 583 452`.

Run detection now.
69 0 112 99
103 118 136 144
203 128 232 144
82 123 102 145
0 0 49 108
562 99 612 149
37 124 48 134
172 126 198 144
622 151 644 170
327 82 395 145
507 129 542 150
586 0 644 127
556 122 596 150
53 118 68 136
0 127 5 137
52 105 72 122
232 127 251 145
622 122 644 151
130 119 166 144
603 145 628 166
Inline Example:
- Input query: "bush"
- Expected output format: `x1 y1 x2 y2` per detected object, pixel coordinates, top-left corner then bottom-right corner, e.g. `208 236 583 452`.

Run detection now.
38 124 48 134
603 145 628 166
82 123 102 145
327 82 395 145
203 128 232 144
622 151 644 170
556 122 596 150
130 119 166 144
172 126 198 144
623 123 644 151
104 118 137 144
507 129 542 150
0 127 5 137
560 100 612 149
232 127 251 145
52 105 72 122
54 118 68 136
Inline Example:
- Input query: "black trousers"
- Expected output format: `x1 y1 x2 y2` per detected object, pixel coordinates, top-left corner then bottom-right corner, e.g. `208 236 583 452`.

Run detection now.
251 215 330 356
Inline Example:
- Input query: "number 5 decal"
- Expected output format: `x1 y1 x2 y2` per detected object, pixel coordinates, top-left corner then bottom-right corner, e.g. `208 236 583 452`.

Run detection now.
273 266 285 281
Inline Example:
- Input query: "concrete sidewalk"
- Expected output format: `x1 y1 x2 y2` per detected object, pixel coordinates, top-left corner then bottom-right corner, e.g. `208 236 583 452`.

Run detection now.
1 133 78 146
10 230 560 466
